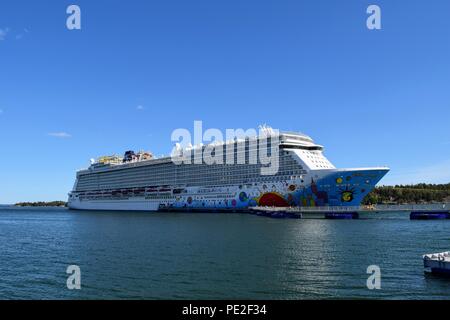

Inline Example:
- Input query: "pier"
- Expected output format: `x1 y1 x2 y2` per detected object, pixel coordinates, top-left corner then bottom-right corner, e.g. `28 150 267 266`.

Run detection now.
249 203 450 219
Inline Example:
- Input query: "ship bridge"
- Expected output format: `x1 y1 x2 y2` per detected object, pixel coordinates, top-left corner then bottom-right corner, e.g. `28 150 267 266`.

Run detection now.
279 132 335 170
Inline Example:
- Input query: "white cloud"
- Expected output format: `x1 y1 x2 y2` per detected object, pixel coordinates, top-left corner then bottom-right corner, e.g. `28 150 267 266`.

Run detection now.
48 132 72 138
382 160 450 185
0 28 29 41
0 28 10 40
15 28 29 40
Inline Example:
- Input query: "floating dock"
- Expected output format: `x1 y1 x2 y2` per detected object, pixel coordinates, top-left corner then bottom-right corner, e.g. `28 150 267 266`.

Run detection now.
410 211 450 220
249 204 449 220
161 203 449 220
325 212 359 220
251 208 302 219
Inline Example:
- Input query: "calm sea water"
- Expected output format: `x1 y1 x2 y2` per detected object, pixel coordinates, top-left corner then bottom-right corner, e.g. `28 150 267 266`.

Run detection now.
0 206 449 300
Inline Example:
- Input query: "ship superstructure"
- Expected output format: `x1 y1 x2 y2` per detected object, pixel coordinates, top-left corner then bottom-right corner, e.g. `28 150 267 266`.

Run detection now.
68 129 389 211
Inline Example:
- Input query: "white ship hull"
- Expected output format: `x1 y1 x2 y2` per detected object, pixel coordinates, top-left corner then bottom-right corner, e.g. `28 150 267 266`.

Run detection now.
68 198 160 211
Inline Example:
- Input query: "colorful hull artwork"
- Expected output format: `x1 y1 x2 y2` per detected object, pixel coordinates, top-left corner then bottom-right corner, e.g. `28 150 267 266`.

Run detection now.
167 168 389 210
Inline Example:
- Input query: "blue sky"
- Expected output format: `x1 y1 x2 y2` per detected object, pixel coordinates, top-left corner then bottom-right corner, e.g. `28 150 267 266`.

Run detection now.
1 0 450 203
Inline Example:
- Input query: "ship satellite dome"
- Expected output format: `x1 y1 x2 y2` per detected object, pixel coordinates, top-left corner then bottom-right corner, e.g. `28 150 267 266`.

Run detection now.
90 158 95 164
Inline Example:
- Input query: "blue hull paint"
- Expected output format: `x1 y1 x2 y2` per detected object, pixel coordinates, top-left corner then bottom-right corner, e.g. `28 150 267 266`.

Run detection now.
298 169 389 207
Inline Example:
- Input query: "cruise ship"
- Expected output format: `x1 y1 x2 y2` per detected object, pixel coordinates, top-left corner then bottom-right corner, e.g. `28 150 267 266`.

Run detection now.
68 128 389 211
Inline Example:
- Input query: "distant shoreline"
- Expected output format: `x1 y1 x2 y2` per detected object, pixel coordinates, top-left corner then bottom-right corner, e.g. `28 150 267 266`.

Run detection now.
14 201 67 207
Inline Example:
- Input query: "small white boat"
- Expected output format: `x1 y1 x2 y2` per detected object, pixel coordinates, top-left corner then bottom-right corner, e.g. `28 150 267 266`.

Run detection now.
423 252 450 275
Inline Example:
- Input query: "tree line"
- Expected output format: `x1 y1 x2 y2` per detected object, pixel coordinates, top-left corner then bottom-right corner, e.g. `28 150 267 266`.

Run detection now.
15 201 67 207
362 183 450 205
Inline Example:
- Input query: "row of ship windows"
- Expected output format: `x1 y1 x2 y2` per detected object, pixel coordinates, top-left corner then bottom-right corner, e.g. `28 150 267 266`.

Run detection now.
77 173 301 189
77 181 296 197
76 169 305 187
75 174 306 191
77 156 304 191
82 169 300 184
86 150 297 175
77 171 304 187
89 153 298 175
94 158 300 176
77 164 303 185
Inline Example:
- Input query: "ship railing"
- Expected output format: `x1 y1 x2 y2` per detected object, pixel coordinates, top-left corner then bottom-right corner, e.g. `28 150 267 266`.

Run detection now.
374 203 449 211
